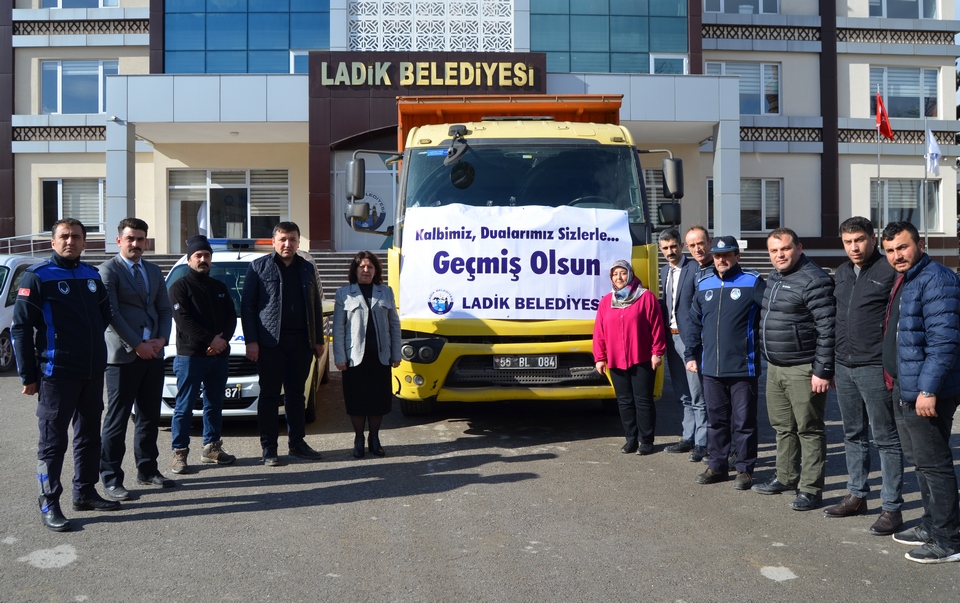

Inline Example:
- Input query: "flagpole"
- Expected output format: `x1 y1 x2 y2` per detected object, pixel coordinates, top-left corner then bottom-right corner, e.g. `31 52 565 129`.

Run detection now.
922 117 928 249
876 85 881 222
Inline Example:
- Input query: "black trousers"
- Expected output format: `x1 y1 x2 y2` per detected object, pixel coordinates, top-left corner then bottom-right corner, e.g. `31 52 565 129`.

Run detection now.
609 362 656 446
37 374 104 502
257 333 314 450
100 358 164 487
702 375 759 473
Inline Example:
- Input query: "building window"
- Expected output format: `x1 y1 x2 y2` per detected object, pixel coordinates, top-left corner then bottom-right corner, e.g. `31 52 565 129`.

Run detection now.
531 0 687 74
705 62 779 115
41 179 105 234
41 0 119 7
165 2 329 74
707 178 782 232
704 0 778 13
169 169 290 244
870 67 938 119
870 179 940 232
651 55 688 74
40 60 118 115
290 50 309 74
869 0 937 18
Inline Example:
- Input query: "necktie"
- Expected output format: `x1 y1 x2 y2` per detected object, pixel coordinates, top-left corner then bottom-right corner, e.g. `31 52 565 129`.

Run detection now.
665 267 676 321
133 262 147 298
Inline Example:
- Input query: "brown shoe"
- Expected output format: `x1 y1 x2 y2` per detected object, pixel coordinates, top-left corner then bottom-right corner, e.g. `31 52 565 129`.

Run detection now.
869 510 903 536
823 493 867 518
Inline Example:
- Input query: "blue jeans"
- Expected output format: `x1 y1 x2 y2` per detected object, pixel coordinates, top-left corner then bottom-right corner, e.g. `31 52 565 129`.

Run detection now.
171 355 229 451
834 364 904 511
666 333 706 446
893 383 960 551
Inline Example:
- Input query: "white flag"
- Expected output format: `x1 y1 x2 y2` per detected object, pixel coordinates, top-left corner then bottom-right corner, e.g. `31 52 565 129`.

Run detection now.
925 128 941 176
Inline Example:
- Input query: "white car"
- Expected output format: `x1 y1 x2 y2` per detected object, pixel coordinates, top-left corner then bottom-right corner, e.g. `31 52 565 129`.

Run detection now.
0 254 43 372
160 241 332 422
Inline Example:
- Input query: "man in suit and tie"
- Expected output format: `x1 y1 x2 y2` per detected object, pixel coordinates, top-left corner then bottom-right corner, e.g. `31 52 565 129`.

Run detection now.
99 218 175 500
658 228 708 462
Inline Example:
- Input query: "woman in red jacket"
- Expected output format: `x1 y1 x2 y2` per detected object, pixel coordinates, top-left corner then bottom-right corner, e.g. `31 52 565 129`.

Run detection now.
593 260 666 455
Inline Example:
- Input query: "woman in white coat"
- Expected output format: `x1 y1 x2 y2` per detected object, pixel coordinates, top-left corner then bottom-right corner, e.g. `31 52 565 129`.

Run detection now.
333 251 401 458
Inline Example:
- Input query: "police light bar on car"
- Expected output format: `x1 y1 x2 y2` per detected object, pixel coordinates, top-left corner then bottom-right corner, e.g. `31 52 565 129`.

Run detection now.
207 238 274 252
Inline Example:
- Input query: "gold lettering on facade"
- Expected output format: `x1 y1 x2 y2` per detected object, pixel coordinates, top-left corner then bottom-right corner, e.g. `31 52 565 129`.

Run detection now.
459 62 475 86
399 62 414 86
374 62 392 86
321 60 536 88
480 62 497 86
334 62 351 85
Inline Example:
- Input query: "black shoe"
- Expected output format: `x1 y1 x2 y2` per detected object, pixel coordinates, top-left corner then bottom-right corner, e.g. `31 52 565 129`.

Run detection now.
288 441 322 460
136 473 176 488
353 435 365 459
620 442 639 454
103 485 130 501
262 447 285 467
665 440 693 454
72 493 121 512
790 492 822 511
39 498 71 532
689 446 706 463
695 468 728 485
752 478 797 495
368 436 386 457
637 443 654 456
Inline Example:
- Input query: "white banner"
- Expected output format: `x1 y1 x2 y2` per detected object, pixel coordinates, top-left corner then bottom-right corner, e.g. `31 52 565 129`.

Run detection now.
399 204 632 319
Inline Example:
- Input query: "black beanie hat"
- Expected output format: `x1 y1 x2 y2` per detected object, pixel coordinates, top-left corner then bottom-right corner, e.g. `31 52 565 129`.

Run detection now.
186 235 212 258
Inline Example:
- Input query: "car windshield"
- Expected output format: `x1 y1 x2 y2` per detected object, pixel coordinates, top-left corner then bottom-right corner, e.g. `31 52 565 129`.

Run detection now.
0 266 9 297
167 262 247 315
401 143 644 221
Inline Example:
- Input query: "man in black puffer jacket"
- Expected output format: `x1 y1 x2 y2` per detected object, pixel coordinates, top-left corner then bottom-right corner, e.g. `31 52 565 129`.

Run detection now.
753 228 835 512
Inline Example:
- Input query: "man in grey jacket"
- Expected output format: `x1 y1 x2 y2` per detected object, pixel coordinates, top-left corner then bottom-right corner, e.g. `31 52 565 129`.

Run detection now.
753 228 835 511
99 218 174 500
241 222 326 466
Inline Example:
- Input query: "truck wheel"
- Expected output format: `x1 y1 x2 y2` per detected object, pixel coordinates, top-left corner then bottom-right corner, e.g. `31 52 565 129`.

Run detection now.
398 396 433 416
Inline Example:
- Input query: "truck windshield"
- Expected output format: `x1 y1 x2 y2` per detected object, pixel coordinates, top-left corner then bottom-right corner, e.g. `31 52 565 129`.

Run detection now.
400 143 646 223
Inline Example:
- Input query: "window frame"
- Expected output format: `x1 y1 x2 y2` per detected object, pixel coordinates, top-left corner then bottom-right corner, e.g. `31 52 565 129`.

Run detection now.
704 61 781 116
703 0 779 14
41 0 119 8
870 178 941 233
868 0 937 19
40 59 118 115
706 177 783 233
870 66 938 119
650 54 689 75
41 178 106 234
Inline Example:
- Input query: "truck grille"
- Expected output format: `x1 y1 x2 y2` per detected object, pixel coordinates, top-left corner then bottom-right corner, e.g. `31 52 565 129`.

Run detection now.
445 353 605 387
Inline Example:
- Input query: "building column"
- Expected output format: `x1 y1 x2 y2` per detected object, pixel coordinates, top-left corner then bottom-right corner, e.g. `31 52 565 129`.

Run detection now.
105 117 135 253
712 119 741 239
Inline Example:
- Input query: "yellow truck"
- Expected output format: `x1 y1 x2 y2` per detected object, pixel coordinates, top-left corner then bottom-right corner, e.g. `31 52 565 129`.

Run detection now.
345 95 682 415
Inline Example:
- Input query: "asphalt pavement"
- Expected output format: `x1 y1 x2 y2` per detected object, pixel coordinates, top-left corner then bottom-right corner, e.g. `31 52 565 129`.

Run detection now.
0 364 958 603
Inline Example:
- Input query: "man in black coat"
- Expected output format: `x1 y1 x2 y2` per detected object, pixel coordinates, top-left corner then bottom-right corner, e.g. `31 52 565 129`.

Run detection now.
753 228 835 512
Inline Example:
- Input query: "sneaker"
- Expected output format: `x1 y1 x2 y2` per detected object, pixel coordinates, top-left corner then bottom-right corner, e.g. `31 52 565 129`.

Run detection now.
202 440 236 465
695 467 728 485
171 448 191 474
733 472 753 491
904 542 960 564
892 525 930 546
689 446 706 463
665 440 693 454
637 443 654 456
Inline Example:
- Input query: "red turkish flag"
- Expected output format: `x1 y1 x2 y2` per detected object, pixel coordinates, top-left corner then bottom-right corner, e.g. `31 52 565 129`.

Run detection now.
876 94 894 140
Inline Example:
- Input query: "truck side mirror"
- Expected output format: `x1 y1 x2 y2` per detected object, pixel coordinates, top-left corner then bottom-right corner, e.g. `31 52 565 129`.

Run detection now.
346 158 365 200
345 202 370 221
662 158 684 200
659 202 682 225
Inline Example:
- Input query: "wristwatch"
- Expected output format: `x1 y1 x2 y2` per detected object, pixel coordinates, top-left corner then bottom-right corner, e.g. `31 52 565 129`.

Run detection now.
919 390 935 398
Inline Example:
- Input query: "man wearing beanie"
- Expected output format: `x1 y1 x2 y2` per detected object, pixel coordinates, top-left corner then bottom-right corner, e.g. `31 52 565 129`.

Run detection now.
167 235 238 473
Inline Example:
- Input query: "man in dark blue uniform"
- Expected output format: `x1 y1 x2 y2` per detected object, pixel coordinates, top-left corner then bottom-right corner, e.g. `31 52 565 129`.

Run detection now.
12 219 118 532
683 236 766 490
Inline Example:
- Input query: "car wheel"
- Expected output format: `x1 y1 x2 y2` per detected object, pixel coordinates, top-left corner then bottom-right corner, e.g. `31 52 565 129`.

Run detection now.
398 395 434 416
0 330 15 372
